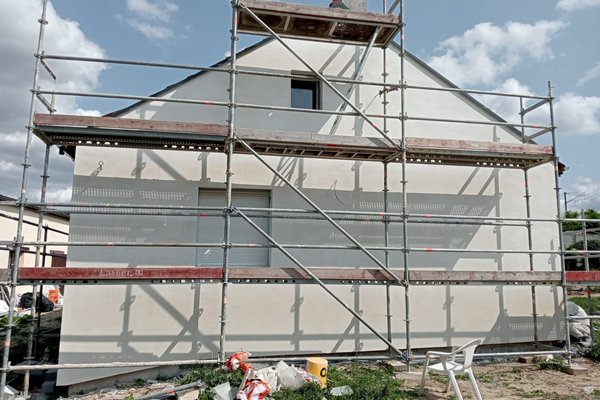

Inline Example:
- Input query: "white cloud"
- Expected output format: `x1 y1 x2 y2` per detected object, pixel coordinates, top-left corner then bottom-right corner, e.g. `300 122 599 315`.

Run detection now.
0 0 105 201
0 160 19 174
568 177 600 210
125 0 178 40
577 62 600 86
554 94 600 135
557 0 600 11
478 79 536 123
127 19 174 40
31 187 73 203
429 20 567 87
126 0 178 22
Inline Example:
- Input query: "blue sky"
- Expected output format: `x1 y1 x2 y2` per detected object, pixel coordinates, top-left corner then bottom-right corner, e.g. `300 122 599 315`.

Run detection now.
1 0 600 211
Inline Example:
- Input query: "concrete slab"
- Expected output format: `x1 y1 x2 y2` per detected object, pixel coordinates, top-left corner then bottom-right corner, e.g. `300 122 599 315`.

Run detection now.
179 389 201 400
566 364 588 376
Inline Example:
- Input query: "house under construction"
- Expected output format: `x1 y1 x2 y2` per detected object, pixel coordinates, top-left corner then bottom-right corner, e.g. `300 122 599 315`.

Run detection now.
2 0 600 395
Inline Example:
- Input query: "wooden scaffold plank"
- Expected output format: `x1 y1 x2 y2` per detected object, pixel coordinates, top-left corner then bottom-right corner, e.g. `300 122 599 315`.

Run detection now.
3 267 563 286
237 0 401 46
33 114 554 169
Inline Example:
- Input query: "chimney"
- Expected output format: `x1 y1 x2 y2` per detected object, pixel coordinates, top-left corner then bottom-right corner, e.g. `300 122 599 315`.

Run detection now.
343 0 367 11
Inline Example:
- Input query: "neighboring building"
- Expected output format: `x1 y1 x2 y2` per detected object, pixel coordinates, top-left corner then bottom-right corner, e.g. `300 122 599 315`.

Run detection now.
57 37 562 388
0 194 69 275
563 229 600 248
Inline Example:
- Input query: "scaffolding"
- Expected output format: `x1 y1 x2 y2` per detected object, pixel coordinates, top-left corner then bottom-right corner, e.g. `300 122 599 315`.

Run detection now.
2 0 600 397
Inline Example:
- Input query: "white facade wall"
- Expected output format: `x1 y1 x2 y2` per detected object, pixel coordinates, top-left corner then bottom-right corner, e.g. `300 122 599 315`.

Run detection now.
58 39 563 386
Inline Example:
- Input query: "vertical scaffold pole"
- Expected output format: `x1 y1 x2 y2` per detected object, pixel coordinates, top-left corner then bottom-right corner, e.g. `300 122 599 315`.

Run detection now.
382 0 393 351
1 1 49 398
520 98 539 343
23 144 52 397
581 210 594 343
219 0 240 362
399 0 411 366
548 81 572 363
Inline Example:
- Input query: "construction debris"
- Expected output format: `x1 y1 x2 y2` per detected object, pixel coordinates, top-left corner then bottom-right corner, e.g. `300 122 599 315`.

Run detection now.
210 353 321 399
330 385 353 396
133 379 204 400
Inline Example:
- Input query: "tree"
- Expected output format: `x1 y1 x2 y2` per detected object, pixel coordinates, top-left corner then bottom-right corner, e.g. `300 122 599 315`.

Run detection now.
562 209 600 232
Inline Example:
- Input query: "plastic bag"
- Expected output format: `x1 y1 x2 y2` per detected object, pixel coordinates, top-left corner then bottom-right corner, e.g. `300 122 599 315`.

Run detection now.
18 292 54 312
235 379 270 400
225 351 252 373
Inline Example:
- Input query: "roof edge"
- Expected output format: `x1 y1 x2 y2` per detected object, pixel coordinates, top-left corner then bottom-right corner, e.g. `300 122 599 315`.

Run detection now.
105 38 274 118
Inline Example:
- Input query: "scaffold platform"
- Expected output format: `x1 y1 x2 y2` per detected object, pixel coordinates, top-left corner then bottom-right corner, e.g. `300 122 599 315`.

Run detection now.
33 114 553 168
237 0 401 46
0 267 567 286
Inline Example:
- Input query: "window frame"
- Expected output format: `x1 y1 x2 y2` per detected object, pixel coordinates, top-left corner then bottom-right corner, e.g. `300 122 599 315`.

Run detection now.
290 77 321 110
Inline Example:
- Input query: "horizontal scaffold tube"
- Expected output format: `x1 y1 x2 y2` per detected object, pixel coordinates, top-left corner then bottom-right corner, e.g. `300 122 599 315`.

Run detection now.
40 54 551 100
4 349 568 373
1 240 579 255
19 202 561 223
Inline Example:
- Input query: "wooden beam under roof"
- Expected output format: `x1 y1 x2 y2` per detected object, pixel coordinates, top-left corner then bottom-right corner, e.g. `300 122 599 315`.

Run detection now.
237 0 401 46
33 113 553 169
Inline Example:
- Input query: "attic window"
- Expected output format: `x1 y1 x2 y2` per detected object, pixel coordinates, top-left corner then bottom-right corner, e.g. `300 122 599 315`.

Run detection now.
291 78 320 110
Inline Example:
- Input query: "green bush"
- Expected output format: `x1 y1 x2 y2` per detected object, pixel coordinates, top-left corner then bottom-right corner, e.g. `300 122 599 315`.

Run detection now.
588 339 600 362
563 209 600 232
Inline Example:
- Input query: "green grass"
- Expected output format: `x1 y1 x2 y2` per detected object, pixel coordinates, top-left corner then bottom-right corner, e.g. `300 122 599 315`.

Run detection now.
477 373 495 383
325 363 419 400
179 362 419 400
535 357 569 373
588 333 600 362
565 298 600 362
570 296 600 313
270 383 324 400
179 365 244 400
521 389 546 398
567 296 600 362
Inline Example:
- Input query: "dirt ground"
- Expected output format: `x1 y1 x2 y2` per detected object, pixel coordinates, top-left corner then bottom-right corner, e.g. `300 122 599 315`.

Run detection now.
62 357 600 399
401 357 600 400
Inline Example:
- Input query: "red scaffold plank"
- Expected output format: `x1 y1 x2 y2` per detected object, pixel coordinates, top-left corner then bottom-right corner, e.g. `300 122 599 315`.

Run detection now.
10 267 563 286
17 267 224 281
566 271 600 283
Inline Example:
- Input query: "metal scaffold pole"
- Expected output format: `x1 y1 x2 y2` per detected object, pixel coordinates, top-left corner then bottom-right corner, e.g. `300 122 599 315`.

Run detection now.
236 137 405 284
548 81 572 363
219 0 240 362
581 212 595 343
234 209 406 358
0 1 49 398
382 0 393 349
5 0 588 382
399 0 412 366
237 2 400 150
520 97 539 343
23 144 52 397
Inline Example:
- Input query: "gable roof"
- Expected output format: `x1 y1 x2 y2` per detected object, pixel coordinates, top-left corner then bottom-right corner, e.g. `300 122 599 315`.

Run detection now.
105 39 274 118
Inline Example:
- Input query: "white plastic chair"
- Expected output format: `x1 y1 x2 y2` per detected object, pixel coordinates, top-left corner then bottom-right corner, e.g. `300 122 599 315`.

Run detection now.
419 339 483 400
